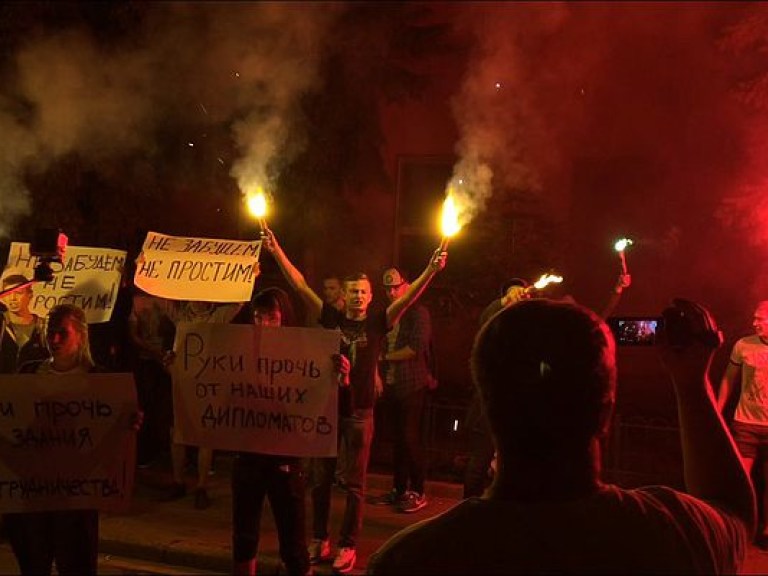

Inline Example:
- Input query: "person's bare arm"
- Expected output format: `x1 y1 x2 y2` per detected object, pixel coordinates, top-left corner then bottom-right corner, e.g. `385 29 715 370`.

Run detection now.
600 273 631 319
658 300 756 534
261 228 323 322
386 249 446 327
716 362 740 414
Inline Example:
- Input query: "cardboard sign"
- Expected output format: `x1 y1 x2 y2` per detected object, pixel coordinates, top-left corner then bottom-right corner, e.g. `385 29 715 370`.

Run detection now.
134 231 261 302
3 243 126 324
0 372 138 513
173 323 339 458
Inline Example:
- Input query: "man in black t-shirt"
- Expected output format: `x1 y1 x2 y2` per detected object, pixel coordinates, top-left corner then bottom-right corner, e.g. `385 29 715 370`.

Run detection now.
262 229 446 574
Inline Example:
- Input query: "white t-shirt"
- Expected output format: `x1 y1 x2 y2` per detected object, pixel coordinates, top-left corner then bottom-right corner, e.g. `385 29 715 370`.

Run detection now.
731 335 768 425
367 484 746 575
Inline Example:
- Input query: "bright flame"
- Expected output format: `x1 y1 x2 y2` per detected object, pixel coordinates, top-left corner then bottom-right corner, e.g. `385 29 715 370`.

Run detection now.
247 189 268 220
440 193 462 239
614 238 633 252
533 274 564 290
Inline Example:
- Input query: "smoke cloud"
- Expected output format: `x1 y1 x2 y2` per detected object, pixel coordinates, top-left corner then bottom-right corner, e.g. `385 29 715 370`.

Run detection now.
0 2 341 237
444 2 762 317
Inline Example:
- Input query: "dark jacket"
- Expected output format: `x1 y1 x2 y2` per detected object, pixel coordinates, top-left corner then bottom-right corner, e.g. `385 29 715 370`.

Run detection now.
0 317 49 374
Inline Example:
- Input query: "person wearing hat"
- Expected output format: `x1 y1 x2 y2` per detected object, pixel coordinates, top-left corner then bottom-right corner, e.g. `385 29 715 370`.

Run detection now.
369 267 435 514
0 271 48 374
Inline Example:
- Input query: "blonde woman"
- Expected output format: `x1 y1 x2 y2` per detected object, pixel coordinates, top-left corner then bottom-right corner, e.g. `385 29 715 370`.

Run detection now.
4 304 140 575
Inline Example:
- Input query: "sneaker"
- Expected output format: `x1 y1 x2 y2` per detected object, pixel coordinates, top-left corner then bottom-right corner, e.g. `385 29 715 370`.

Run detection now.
396 491 427 513
332 547 356 573
194 487 211 510
160 482 186 502
308 538 331 565
367 488 398 506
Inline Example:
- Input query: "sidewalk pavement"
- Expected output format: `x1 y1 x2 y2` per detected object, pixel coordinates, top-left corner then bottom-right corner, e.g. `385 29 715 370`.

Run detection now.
99 452 461 574
98 453 768 574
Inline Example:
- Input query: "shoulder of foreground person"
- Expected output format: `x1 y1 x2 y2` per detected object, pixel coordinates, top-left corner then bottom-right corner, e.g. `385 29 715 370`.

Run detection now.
367 499 481 575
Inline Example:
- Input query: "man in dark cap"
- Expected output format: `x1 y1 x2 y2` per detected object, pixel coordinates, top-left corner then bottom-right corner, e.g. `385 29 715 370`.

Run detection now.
369 267 435 513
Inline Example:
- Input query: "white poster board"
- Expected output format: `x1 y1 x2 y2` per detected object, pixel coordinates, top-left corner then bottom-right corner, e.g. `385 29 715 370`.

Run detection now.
173 323 339 458
134 231 261 302
3 243 127 324
0 373 138 513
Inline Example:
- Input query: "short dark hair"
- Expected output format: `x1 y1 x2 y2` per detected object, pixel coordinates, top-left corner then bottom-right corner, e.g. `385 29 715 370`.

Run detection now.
471 299 616 454
251 287 297 327
343 272 370 284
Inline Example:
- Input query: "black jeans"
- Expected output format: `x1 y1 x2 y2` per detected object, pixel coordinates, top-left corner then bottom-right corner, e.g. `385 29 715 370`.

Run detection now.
231 454 309 575
134 358 172 463
4 509 98 575
382 387 428 495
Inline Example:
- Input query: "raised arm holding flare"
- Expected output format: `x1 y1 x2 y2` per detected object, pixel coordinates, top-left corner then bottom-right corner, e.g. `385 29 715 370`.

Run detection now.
262 228 446 574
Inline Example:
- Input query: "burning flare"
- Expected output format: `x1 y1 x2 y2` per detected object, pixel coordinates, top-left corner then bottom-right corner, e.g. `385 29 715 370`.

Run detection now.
533 273 564 290
440 193 462 249
614 238 633 252
614 238 633 274
246 188 269 231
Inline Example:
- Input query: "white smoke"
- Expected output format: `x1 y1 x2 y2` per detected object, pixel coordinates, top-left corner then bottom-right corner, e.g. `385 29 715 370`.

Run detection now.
0 3 342 238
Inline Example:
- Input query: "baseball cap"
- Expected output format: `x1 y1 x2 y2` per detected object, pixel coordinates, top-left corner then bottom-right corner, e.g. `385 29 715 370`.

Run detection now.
1 269 31 290
382 268 406 287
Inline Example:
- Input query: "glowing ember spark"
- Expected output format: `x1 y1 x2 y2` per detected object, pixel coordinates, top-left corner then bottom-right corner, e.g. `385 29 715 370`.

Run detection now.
533 274 564 290
246 189 269 231
440 193 462 250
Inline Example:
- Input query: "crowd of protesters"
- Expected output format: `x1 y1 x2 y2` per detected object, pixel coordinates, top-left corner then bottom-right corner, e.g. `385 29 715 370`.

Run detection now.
0 235 762 575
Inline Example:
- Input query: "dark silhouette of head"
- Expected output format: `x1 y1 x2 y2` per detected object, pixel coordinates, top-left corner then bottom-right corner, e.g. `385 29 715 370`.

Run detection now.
471 299 616 458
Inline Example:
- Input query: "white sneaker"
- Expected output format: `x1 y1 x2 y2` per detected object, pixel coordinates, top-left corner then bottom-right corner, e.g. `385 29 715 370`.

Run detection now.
308 538 331 565
332 546 356 573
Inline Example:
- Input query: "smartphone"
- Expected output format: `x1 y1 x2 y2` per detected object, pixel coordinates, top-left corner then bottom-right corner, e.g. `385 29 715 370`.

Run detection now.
607 317 663 346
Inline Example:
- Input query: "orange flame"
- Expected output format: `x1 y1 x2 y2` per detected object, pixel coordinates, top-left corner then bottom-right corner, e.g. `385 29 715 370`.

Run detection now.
246 188 269 230
440 193 462 240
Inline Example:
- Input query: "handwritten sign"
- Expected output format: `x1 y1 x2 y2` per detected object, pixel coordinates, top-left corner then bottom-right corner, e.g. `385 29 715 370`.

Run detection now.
135 231 261 302
4 243 126 324
0 373 138 513
173 323 339 458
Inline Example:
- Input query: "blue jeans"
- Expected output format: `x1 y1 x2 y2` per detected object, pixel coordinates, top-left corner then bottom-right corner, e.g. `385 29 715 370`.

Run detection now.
310 409 374 548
